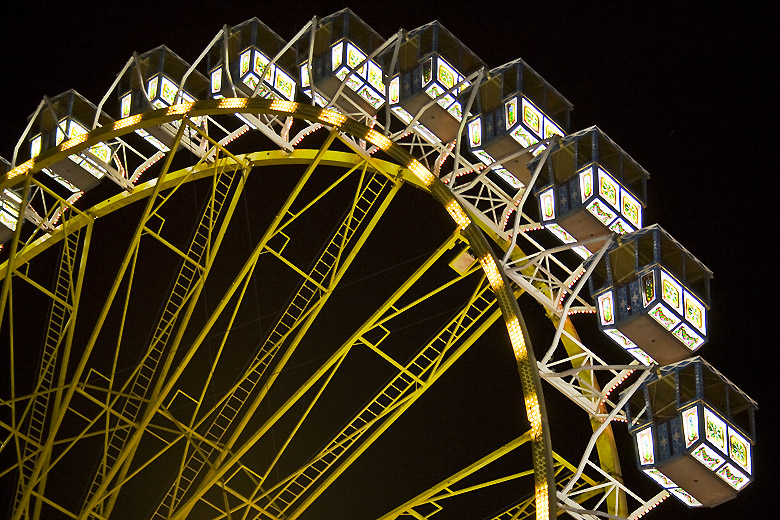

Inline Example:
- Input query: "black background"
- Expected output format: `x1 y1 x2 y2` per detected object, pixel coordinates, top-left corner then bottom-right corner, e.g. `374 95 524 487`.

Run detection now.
1 1 775 518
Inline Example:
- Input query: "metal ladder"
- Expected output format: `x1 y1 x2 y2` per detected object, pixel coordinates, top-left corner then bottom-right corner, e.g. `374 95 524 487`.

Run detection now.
82 166 240 517
263 281 497 516
151 172 390 519
13 229 80 513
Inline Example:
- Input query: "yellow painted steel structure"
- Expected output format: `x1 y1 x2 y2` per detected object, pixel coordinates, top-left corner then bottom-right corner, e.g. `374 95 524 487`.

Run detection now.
0 100 624 519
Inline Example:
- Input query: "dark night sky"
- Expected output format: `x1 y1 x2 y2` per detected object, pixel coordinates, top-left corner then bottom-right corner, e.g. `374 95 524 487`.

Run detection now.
1 1 776 518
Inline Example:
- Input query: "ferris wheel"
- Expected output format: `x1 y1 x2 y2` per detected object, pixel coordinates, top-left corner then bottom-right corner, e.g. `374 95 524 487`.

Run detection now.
0 9 757 520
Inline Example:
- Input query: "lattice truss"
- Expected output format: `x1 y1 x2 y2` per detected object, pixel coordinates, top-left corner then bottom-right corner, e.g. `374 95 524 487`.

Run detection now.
0 12 677 520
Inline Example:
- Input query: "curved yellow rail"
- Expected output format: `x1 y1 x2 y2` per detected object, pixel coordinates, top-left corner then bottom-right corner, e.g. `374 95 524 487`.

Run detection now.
2 99 559 518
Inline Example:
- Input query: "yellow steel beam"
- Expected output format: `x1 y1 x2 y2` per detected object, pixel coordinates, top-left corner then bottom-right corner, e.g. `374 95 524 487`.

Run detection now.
194 231 471 520
6 270 73 311
1 100 565 519
0 173 32 331
15 120 190 520
545 313 625 517
287 290 502 519
85 148 252 520
381 432 533 519
169 174 403 520
244 237 475 514
471 193 626 517
151 135 396 520
21 223 92 520
149 130 356 518
0 147 415 520
0 150 401 281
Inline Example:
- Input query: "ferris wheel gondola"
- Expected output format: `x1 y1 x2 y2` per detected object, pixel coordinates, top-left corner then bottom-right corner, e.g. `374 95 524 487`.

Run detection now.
0 8 756 520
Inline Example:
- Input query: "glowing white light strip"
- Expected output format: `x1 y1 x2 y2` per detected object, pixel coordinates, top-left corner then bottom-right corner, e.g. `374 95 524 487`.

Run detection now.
60 134 88 151
166 102 195 116
445 199 471 230
365 129 392 151
479 254 504 291
269 100 298 113
218 98 249 110
114 114 143 131
319 109 347 127
534 481 548 520
406 160 435 187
